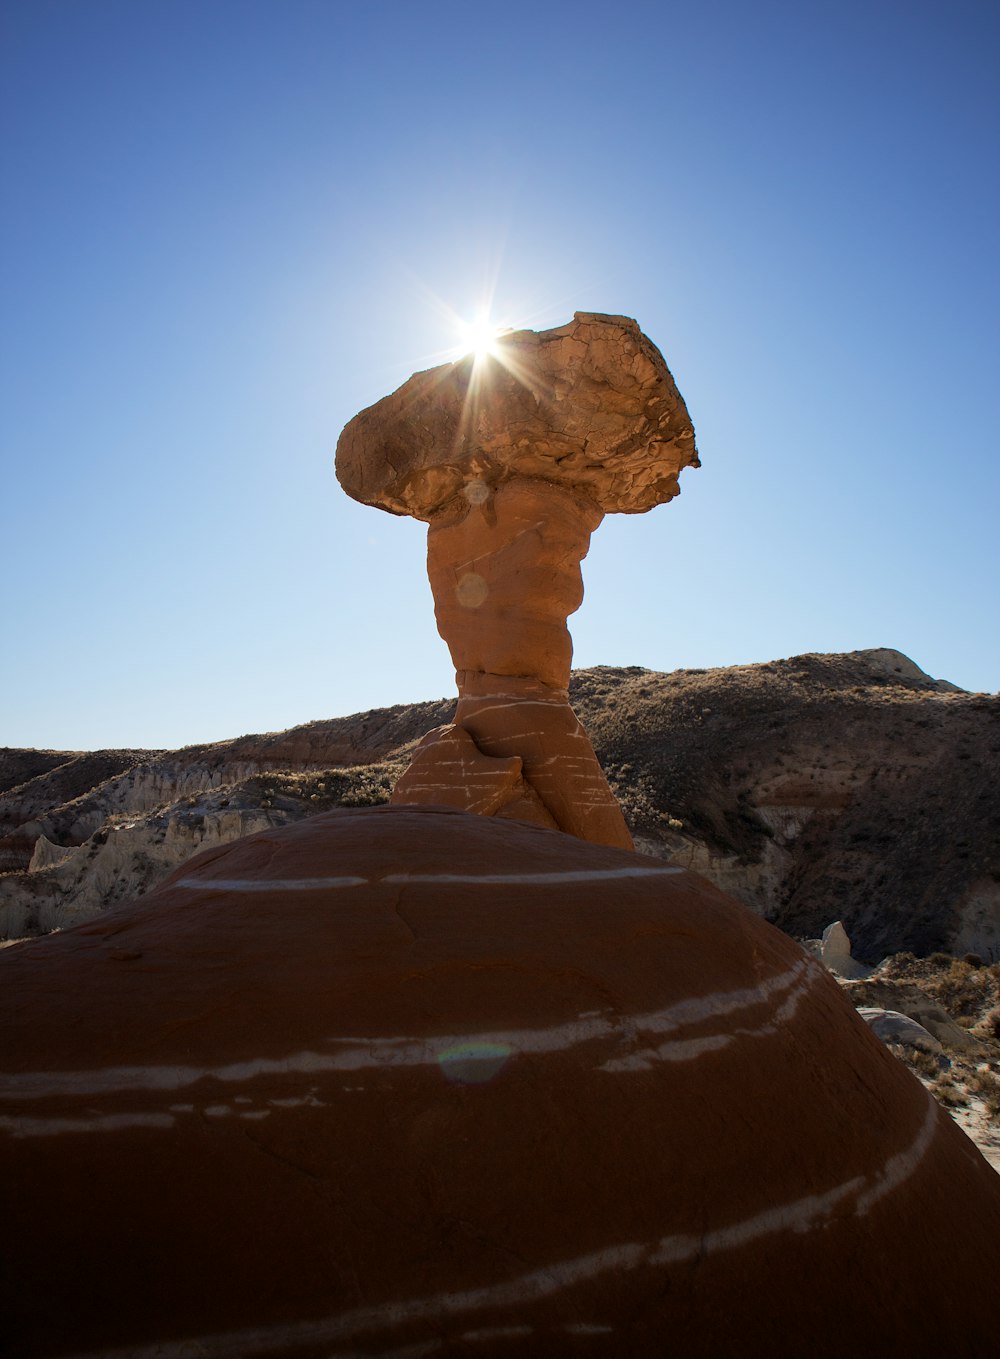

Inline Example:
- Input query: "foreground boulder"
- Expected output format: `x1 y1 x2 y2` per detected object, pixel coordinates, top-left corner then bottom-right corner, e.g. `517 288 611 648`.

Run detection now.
3 806 999 1357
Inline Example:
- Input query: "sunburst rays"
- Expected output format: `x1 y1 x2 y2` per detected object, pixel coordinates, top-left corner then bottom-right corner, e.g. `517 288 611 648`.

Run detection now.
385 271 585 474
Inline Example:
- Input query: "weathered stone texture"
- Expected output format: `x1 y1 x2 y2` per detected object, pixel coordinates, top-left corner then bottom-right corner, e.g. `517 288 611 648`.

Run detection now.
427 479 601 692
336 311 698 521
335 313 696 850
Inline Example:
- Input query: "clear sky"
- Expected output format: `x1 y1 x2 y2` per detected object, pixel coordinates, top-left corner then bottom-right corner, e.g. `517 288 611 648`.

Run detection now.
2 0 997 751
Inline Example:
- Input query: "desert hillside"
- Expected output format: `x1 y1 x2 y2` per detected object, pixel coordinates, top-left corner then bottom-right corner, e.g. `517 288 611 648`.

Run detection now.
4 647 1000 1163
2 648 997 964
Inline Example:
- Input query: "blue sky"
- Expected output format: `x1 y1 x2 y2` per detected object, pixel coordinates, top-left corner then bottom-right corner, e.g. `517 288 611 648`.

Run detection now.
2 0 997 750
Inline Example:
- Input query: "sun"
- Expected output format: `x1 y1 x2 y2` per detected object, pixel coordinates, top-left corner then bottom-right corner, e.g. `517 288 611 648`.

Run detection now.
457 314 500 361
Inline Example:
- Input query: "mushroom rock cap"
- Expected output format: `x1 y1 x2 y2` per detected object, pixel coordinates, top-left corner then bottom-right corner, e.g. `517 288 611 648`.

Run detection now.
336 312 699 521
3 806 999 1358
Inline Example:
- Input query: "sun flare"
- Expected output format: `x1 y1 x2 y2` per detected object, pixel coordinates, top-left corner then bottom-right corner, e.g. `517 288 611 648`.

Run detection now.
457 314 500 360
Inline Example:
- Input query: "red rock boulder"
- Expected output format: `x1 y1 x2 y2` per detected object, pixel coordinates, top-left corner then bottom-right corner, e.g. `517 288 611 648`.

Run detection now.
2 805 998 1358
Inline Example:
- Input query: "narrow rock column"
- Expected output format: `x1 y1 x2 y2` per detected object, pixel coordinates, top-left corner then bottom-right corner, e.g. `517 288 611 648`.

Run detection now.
390 478 632 849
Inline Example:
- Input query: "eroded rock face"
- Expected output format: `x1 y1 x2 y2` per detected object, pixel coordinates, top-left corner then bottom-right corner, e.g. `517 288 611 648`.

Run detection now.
426 479 601 690
336 313 697 849
336 312 698 521
3 807 998 1357
1 652 993 951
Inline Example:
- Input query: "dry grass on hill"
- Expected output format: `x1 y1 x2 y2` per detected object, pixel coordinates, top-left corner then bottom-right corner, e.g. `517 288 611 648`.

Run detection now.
849 953 1000 1133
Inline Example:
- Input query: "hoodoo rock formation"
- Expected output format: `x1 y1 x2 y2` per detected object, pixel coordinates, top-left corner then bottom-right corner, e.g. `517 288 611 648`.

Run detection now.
336 313 698 849
3 807 999 1357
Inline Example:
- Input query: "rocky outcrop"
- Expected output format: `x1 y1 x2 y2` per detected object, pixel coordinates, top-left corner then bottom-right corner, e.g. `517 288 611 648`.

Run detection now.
819 920 872 979
1 649 995 958
578 649 998 961
3 805 998 1356
857 1008 947 1059
848 981 987 1056
834 954 1000 1168
0 749 151 851
0 764 405 939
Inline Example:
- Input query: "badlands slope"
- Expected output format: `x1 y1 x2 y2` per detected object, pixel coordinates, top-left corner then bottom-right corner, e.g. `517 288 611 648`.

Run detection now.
2 648 996 962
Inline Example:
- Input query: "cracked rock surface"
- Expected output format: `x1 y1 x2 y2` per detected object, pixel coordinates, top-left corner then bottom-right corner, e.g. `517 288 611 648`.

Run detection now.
335 311 698 521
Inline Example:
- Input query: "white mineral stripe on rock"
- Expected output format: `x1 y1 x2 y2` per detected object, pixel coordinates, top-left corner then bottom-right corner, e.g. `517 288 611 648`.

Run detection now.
173 866 683 894
62 1100 939 1359
649 1176 866 1265
65 1244 648 1359
631 956 815 1038
603 1032 734 1070
460 1328 534 1341
0 961 815 1103
0 1112 175 1139
174 876 368 892
853 1093 939 1215
408 760 514 772
379 866 684 886
456 695 570 708
0 1050 347 1101
331 1344 442 1359
600 962 819 1072
465 726 591 743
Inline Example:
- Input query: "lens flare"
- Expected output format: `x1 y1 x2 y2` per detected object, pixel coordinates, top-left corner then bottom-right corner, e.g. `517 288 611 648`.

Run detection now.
437 1041 512 1085
457 314 500 360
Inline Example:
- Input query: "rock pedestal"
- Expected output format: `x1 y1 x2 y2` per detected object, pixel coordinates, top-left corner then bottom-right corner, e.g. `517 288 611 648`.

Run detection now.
335 312 699 848
394 477 631 847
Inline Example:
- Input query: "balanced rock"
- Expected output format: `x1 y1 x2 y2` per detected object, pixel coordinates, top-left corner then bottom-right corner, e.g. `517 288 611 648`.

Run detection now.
336 312 698 521
336 314 698 849
3 806 998 1357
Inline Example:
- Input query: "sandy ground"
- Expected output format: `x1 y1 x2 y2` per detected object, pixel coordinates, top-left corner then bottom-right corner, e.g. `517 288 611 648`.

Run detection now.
936 1088 1000 1174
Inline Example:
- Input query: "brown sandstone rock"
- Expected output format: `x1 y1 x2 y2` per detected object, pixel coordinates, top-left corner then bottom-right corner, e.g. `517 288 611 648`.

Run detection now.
336 312 698 521
390 722 556 825
426 479 600 691
335 313 697 849
2 806 998 1357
